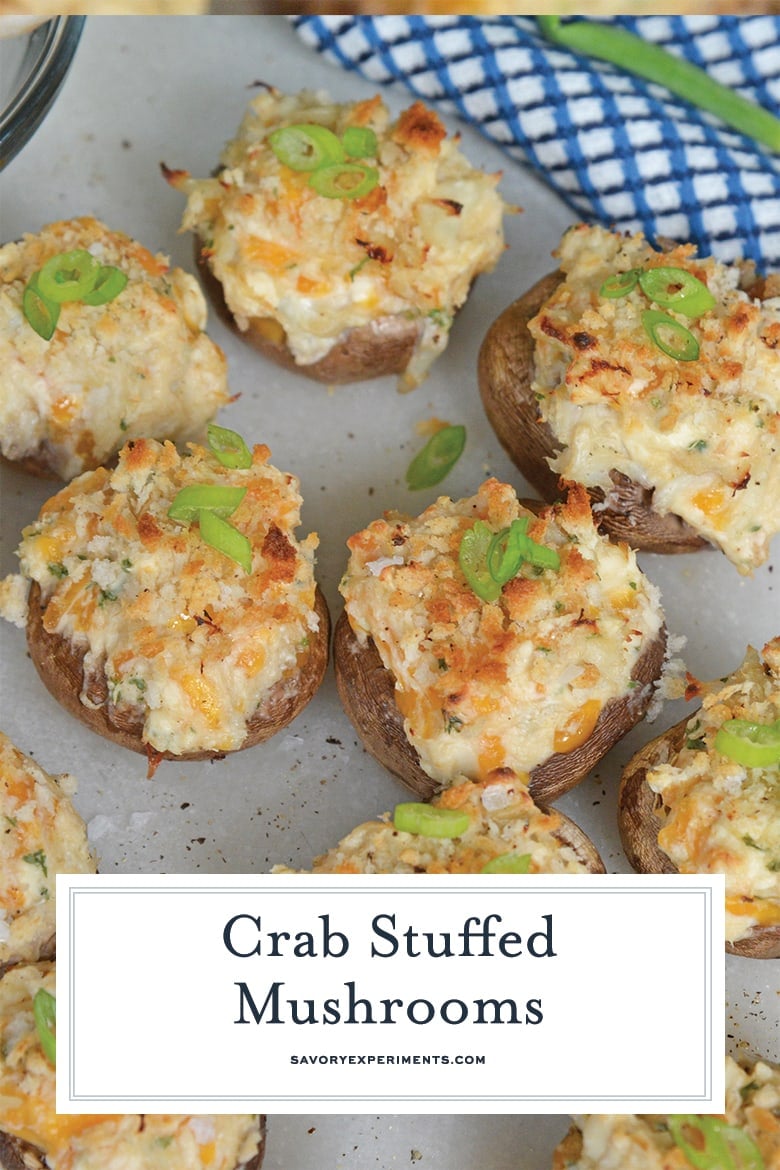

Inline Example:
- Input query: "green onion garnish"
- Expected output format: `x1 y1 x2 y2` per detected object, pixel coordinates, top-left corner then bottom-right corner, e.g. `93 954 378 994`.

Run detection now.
642 310 700 361
309 162 379 200
268 123 345 172
460 516 560 604
487 521 528 586
481 853 532 875
667 1115 765 1170
537 17 780 152
268 122 381 201
342 126 378 159
22 249 127 340
508 518 561 572
393 802 470 839
167 484 247 523
33 987 56 1067
714 718 780 769
638 267 715 317
459 520 502 604
81 265 128 306
599 269 639 299
198 509 252 574
207 423 253 470
37 248 99 304
405 424 466 491
23 275 60 340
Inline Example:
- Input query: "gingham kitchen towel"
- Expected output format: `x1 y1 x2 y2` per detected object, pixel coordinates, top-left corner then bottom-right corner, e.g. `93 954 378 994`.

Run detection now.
293 15 780 269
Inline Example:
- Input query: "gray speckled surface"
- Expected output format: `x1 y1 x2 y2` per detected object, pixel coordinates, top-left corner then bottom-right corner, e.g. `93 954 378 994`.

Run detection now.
0 15 777 1168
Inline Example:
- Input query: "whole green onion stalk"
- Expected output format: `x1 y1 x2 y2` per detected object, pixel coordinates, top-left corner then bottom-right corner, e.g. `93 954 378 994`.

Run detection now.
537 17 780 152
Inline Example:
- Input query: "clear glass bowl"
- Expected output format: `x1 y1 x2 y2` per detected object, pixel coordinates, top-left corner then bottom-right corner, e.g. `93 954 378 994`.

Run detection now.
0 16 85 172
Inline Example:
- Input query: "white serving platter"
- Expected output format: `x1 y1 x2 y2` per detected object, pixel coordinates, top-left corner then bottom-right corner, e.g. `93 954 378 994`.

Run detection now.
0 15 776 1169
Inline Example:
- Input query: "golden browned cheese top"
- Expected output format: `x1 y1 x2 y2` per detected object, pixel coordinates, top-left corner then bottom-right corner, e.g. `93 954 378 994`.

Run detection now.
341 479 663 785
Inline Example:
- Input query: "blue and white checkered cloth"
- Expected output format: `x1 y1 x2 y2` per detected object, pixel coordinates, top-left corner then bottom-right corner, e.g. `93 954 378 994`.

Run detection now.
293 15 780 269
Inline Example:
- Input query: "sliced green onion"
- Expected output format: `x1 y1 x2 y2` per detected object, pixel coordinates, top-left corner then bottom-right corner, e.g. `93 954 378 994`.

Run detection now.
406 424 466 491
487 520 527 586
481 853 532 874
599 269 639 299
198 509 252 574
510 521 561 572
33 988 56 1067
309 162 379 200
460 515 560 604
642 310 700 362
81 265 128 306
638 267 716 317
393 802 470 839
268 123 345 172
536 17 780 152
167 484 247 523
23 275 60 340
37 249 100 304
459 521 502 604
343 126 378 158
667 1114 765 1170
714 718 780 769
207 423 253 470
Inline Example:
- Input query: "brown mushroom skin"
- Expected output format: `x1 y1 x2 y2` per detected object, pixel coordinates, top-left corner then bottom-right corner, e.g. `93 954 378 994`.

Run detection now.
334 609 667 805
195 243 420 385
536 805 605 875
619 715 780 960
25 582 330 765
477 271 709 555
0 1118 267 1170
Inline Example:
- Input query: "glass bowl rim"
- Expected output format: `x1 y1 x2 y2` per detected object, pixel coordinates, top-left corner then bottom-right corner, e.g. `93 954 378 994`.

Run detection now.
0 15 85 170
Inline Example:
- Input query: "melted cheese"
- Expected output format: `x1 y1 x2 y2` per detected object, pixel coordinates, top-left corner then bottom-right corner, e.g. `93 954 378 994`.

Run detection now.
556 1057 780 1169
340 480 664 785
530 224 780 574
0 963 263 1170
0 732 95 968
0 217 228 480
3 437 321 756
646 637 780 943
276 779 595 875
175 89 506 389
